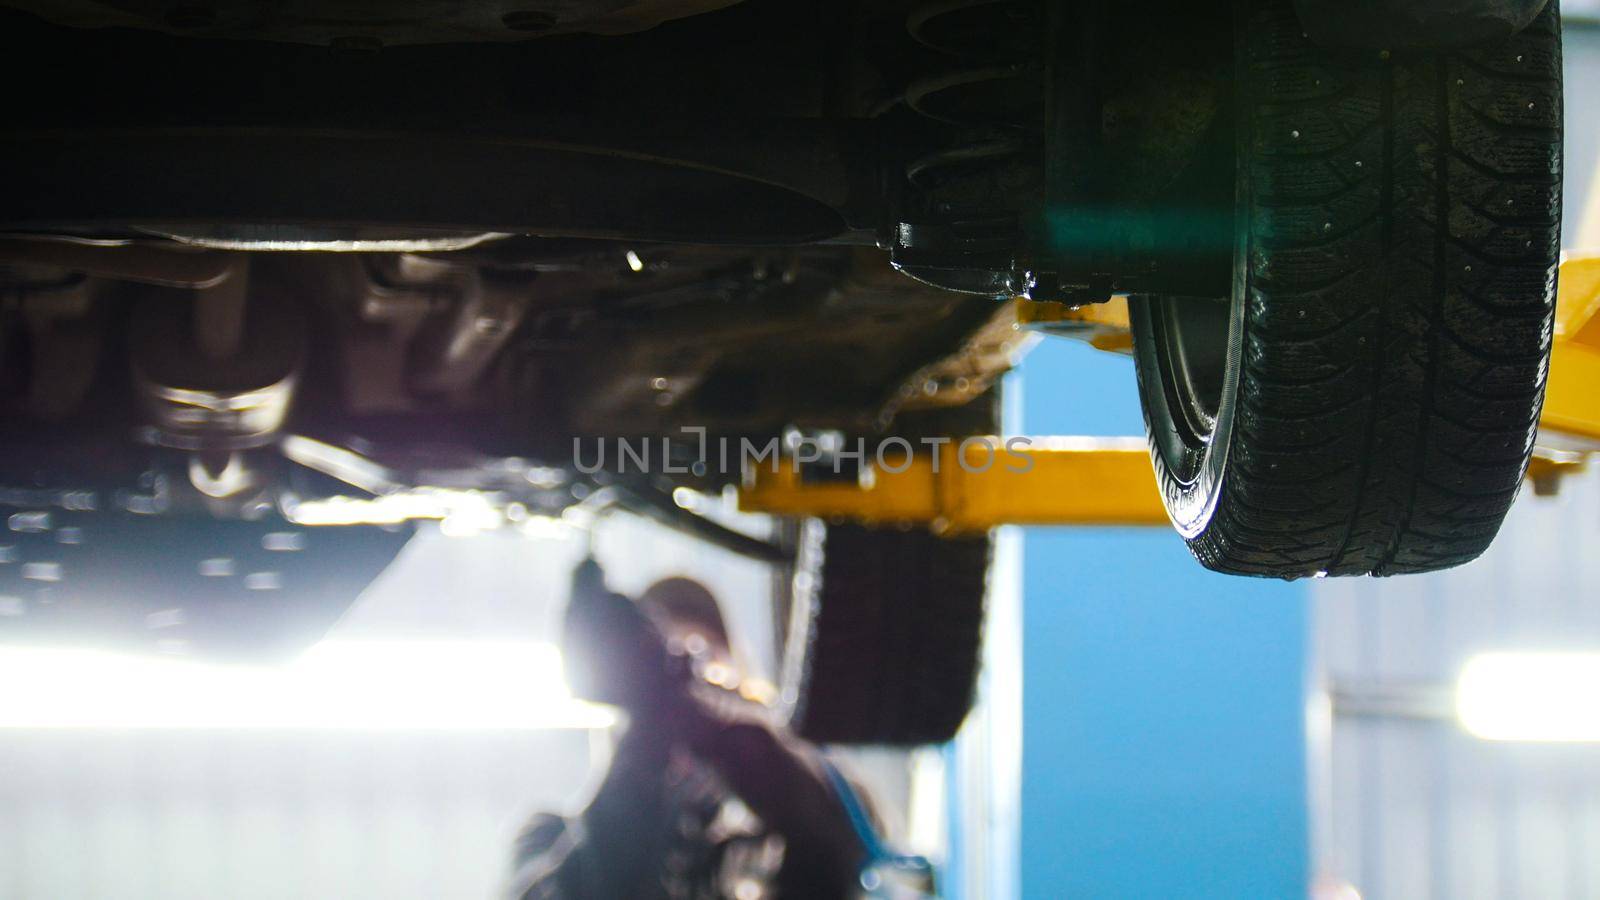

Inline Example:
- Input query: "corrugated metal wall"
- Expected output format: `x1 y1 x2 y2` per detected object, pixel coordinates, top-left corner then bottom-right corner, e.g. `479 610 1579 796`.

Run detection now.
0 730 595 900
0 515 790 900
1314 468 1600 900
1311 19 1600 899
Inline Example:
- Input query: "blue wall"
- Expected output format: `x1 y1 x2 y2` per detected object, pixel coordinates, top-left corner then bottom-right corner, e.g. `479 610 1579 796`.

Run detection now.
1017 341 1310 899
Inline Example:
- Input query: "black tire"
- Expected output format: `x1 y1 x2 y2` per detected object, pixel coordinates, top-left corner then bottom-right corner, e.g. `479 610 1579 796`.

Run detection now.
1130 0 1562 577
781 521 991 745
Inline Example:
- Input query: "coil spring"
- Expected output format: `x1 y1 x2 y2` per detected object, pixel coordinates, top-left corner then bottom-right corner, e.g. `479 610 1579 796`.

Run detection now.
902 0 1044 189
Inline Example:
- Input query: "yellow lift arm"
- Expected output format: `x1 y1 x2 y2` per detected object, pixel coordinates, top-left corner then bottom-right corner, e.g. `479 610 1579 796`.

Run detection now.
738 256 1600 530
1543 255 1600 442
738 437 1167 533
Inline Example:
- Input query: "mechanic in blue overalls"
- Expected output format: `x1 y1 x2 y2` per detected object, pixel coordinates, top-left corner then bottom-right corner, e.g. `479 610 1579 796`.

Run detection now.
508 561 933 899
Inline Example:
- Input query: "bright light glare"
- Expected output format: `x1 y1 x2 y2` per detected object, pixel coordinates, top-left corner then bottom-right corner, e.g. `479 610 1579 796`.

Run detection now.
1457 652 1600 742
286 489 506 535
0 640 615 730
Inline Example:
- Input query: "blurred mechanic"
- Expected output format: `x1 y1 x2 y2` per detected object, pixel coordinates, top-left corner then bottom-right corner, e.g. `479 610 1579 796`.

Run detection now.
508 562 876 899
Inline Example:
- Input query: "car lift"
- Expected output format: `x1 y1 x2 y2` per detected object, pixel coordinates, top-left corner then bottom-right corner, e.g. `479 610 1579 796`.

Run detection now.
739 256 1600 530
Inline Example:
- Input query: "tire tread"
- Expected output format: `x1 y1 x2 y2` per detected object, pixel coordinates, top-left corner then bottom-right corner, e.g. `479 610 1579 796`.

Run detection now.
787 524 991 745
1182 1 1560 577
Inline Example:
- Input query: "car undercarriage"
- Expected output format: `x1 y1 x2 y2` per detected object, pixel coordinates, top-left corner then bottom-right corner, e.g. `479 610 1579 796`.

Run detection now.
0 0 1566 743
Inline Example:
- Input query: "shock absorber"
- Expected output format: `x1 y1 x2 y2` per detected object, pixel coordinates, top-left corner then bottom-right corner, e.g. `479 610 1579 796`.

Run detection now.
891 0 1049 298
894 0 1230 303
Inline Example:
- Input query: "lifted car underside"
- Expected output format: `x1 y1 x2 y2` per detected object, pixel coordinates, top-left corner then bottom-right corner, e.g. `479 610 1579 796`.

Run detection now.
0 0 1568 724
3 1 1077 512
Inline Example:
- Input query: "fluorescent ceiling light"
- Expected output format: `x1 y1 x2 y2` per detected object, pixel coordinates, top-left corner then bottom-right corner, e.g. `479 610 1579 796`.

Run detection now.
1456 651 1600 742
0 639 615 731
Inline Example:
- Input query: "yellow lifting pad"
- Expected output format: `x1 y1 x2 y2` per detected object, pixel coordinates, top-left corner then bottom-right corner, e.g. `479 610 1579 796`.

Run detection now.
1543 254 1600 443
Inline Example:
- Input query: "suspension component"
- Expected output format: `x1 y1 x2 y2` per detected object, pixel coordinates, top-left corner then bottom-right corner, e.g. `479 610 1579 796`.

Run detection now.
891 0 1235 303
892 0 1047 299
129 261 306 452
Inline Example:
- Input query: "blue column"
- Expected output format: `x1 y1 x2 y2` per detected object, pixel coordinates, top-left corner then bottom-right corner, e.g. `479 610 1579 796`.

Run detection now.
1017 341 1310 899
